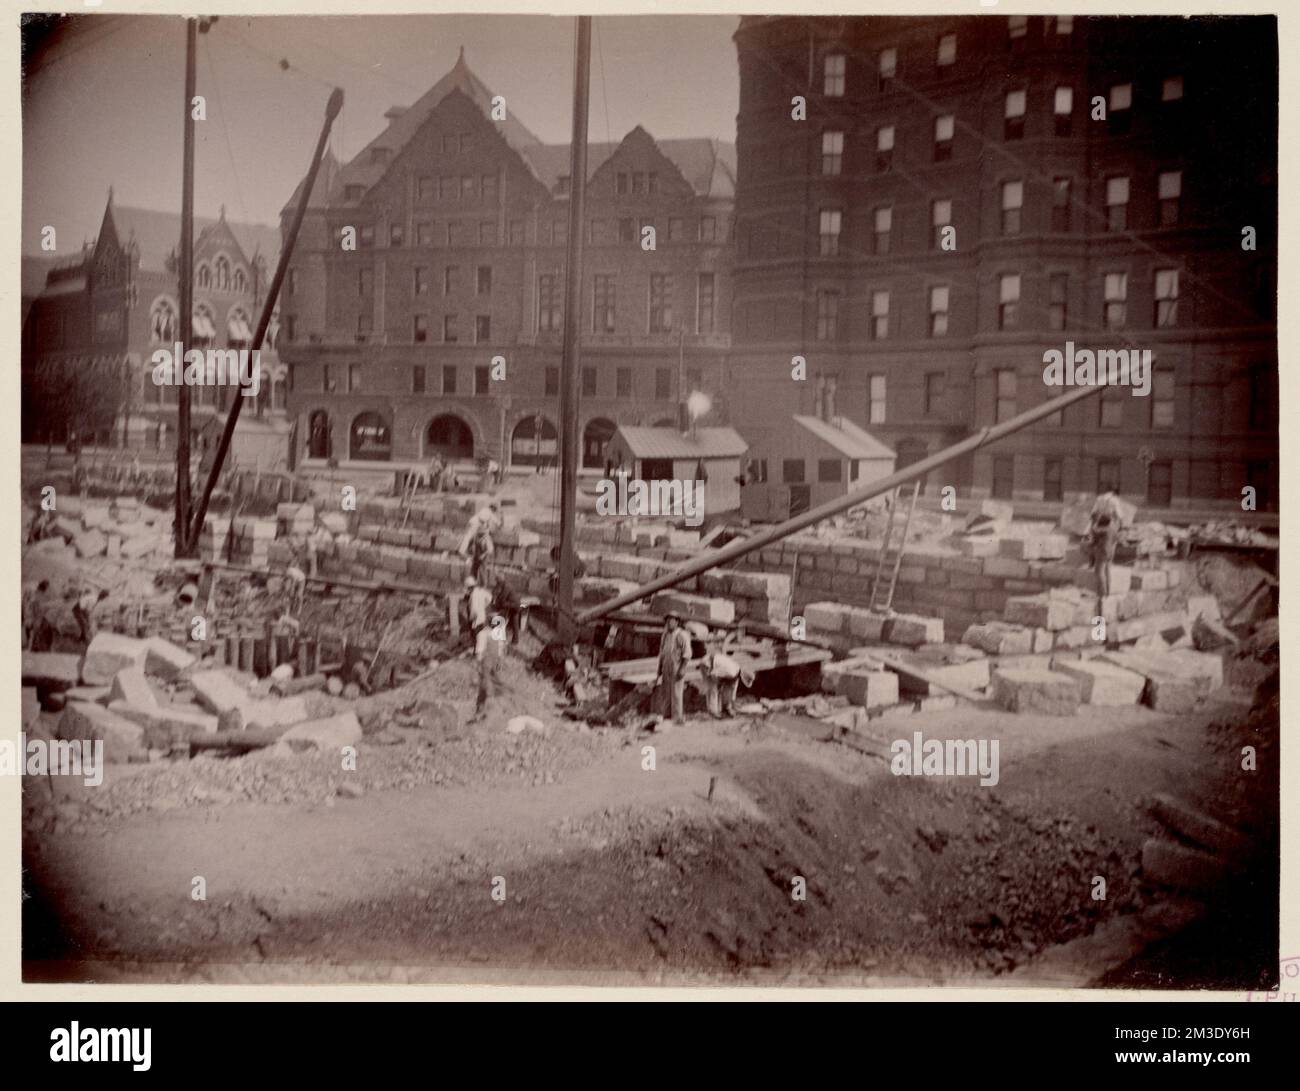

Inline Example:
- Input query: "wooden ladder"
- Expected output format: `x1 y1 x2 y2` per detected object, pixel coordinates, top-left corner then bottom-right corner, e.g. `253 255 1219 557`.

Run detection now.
868 481 921 614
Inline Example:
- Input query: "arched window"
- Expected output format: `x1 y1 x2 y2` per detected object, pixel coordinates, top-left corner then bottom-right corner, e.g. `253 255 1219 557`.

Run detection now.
214 255 231 291
510 414 558 469
226 306 252 347
349 411 392 461
193 303 216 348
197 263 212 289
233 268 246 294
307 410 331 459
425 414 474 460
149 297 178 342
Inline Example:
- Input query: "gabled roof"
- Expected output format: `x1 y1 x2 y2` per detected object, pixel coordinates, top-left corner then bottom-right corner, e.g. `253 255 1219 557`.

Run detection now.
792 416 896 460
288 50 737 212
614 426 748 461
105 203 280 274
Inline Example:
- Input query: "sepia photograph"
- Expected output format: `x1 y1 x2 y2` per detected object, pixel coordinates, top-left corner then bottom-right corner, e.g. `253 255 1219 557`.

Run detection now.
15 8 1280 997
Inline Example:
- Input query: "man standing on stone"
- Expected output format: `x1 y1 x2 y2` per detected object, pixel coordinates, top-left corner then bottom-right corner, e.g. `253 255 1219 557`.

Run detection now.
655 613 692 726
72 588 109 648
1088 487 1122 600
466 575 498 719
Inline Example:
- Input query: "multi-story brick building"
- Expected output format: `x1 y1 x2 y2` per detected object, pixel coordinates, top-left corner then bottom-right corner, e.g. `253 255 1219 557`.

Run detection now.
21 195 290 466
729 14 1277 511
281 49 736 475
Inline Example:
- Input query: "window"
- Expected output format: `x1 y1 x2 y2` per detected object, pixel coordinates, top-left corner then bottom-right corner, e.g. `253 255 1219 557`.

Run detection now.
1106 176 1129 231
655 368 672 400
925 371 946 415
817 459 842 484
553 221 568 246
481 175 498 202
870 290 889 340
1043 458 1063 502
358 225 374 248
617 367 632 398
348 364 361 393
440 365 456 395
413 314 428 343
538 274 562 332
1099 387 1124 429
460 176 475 200
934 114 955 162
545 367 560 397
1158 170 1182 226
929 285 950 337
593 274 616 333
937 33 956 67
998 274 1020 330
582 367 597 398
509 220 524 246
995 369 1017 423
667 217 686 243
992 456 1015 500
418 175 434 201
822 130 844 175
931 198 952 249
344 184 365 203
475 366 490 395
1154 269 1179 327
1001 180 1024 235
321 363 331 392
1162 76 1184 102
878 47 896 91
477 265 492 295
616 172 628 196
873 206 892 254
782 459 806 484
444 222 459 246
819 209 842 256
816 289 840 341
412 366 426 394
824 53 846 96
358 268 372 297
443 315 458 343
414 266 428 296
479 222 497 246
618 218 635 243
1097 459 1121 493
1104 272 1128 329
1148 461 1173 507
416 222 432 247
1054 86 1074 136
649 275 674 333
475 315 491 343
1004 90 1026 140
1048 273 1069 330
286 269 297 296
1052 177 1072 232
632 173 645 194
1152 371 1175 428
1008 15 1028 41
444 265 459 295
700 217 718 242
697 273 715 334
439 175 454 200
1108 83 1133 134
868 374 886 424
355 311 373 340
390 223 404 248
876 125 895 171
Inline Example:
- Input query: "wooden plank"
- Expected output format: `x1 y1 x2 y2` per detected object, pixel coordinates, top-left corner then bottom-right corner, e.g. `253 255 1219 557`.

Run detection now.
604 642 832 687
857 649 986 704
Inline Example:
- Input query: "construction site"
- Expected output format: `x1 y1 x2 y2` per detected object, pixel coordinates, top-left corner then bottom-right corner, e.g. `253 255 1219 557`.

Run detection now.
19 420 1280 986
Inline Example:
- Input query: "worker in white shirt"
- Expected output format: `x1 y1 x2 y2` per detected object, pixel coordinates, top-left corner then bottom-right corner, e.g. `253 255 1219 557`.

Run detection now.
702 629 743 718
465 575 499 717
1087 488 1122 599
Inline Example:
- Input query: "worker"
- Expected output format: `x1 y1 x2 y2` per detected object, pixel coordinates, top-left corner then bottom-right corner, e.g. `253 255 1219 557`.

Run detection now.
72 588 109 648
427 453 445 494
701 629 743 718
1087 487 1123 600
481 457 500 494
546 545 587 596
655 613 693 726
23 580 51 650
466 575 499 718
285 564 308 618
26 508 56 545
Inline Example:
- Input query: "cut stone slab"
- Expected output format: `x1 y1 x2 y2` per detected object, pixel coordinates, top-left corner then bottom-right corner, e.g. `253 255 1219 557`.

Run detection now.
278 711 363 752
189 669 251 715
1112 610 1189 644
963 622 1032 656
109 700 220 747
1148 794 1250 857
81 632 149 686
883 645 991 697
145 636 196 680
64 685 111 704
1185 594 1221 622
57 701 145 763
991 669 1082 715
109 667 159 709
998 534 1069 561
955 536 1000 557
803 601 848 634
1099 648 1223 713
823 664 899 709
22 652 83 692
1050 657 1146 705
243 696 310 730
846 607 888 642
884 614 943 647
1004 595 1075 632
73 528 107 559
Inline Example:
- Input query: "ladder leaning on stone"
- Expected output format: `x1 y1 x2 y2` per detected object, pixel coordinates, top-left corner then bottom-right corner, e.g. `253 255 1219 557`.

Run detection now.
868 480 921 615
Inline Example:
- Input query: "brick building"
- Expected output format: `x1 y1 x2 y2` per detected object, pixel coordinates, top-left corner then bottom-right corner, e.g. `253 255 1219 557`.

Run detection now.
21 195 290 466
281 49 736 476
728 14 1277 510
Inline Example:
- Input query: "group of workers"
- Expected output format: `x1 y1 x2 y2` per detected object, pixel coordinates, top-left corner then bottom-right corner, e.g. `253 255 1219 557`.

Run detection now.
654 613 747 727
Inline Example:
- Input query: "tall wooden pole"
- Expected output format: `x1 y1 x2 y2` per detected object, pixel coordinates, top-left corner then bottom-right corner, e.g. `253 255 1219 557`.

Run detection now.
555 16 591 644
175 18 197 557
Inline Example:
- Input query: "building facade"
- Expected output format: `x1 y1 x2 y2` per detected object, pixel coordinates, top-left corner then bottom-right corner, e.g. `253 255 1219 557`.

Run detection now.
21 197 290 467
729 14 1278 509
281 50 736 476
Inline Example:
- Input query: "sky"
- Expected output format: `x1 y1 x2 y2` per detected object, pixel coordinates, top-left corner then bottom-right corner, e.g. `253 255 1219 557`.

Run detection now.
21 12 741 253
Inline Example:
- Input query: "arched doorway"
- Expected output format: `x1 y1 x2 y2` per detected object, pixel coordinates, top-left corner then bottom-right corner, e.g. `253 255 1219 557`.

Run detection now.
582 417 616 470
425 414 474 460
307 410 332 459
510 414 557 470
349 411 391 461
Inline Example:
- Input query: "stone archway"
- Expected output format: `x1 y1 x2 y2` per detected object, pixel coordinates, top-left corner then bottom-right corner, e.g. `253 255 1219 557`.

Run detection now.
307 410 332 459
425 413 475 460
349 411 392 461
582 417 616 470
510 414 558 470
